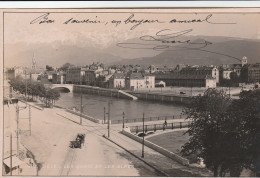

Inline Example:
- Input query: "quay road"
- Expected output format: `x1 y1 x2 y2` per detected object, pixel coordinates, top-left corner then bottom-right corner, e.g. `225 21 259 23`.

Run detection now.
56 109 211 176
10 100 211 176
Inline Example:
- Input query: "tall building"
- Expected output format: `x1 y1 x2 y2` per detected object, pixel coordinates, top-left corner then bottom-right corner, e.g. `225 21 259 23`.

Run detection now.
248 63 260 83
180 66 219 83
125 73 155 90
155 74 217 88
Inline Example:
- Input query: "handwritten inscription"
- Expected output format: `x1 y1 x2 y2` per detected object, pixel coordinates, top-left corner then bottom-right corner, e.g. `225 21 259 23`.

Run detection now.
63 16 102 24
30 13 55 24
124 14 164 30
30 13 236 30
117 28 241 61
117 29 212 50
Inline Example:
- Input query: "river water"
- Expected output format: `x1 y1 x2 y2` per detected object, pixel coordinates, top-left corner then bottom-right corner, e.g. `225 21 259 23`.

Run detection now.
56 92 184 121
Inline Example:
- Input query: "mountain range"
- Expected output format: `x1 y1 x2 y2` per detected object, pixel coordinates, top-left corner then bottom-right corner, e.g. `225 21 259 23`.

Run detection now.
4 35 260 68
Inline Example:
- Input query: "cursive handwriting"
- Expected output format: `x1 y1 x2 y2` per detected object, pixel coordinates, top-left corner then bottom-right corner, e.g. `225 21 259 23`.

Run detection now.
117 29 212 51
124 14 164 30
117 28 242 61
30 13 236 30
30 13 55 24
63 16 102 24
169 14 236 25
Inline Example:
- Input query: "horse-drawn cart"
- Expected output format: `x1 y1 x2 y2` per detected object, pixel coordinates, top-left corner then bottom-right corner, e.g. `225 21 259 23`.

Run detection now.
69 134 85 149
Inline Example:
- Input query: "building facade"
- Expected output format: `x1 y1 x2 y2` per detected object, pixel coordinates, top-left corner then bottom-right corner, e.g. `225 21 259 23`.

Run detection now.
155 74 217 88
180 66 219 83
248 63 260 83
66 67 87 84
125 73 155 91
109 73 126 89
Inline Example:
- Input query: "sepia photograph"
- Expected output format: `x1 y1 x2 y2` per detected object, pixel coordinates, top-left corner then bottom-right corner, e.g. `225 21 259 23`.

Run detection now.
1 7 260 177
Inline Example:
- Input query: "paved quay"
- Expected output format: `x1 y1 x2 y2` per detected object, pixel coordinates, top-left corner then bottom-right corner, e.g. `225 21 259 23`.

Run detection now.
56 107 212 176
9 99 211 176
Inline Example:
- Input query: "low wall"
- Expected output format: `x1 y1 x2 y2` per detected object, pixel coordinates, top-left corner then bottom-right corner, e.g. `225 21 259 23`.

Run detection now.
65 109 103 124
126 91 191 105
74 85 135 100
122 130 189 166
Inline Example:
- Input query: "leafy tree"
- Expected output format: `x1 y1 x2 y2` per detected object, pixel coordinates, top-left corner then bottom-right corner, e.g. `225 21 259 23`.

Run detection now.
182 88 260 176
46 65 54 71
181 89 232 176
44 89 60 107
227 90 260 176
60 63 74 71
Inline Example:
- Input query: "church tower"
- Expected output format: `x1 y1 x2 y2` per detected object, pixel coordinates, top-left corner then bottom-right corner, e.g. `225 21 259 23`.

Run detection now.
242 56 248 67
32 53 37 69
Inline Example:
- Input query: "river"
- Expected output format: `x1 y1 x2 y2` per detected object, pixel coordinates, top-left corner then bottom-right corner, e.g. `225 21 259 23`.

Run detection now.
55 92 184 121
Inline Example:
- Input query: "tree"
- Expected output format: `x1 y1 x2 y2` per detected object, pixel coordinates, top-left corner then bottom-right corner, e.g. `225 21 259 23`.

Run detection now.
44 89 60 107
227 90 260 176
46 65 54 71
60 63 74 71
181 89 232 176
181 88 260 176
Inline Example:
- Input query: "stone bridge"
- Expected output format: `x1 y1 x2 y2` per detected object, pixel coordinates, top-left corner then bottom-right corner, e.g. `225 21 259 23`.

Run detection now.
44 84 73 93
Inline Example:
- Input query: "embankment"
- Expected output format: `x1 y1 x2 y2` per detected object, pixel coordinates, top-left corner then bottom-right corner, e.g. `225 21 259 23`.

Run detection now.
126 91 191 105
122 130 190 166
73 85 191 105
73 85 137 100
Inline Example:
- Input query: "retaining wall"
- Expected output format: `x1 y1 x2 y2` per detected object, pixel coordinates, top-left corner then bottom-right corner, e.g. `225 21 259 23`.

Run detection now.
126 91 191 105
74 85 136 100
122 130 190 166
65 109 103 124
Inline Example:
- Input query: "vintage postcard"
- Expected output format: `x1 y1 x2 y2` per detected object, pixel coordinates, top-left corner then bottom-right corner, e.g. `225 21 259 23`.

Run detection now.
1 8 260 177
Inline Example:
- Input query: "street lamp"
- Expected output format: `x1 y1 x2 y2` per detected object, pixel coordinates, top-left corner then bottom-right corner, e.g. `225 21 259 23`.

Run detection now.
142 112 145 158
122 112 125 129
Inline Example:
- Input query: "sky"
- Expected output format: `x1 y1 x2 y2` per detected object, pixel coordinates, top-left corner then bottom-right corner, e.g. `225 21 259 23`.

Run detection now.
3 8 260 67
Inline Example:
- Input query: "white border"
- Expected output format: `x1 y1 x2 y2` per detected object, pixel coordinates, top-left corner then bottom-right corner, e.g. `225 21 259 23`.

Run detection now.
0 1 260 8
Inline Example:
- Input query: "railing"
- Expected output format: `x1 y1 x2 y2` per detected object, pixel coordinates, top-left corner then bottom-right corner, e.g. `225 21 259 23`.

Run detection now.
129 121 190 133
111 115 184 124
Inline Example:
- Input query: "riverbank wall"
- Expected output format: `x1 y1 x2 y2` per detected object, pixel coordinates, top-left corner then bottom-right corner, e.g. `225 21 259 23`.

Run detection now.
74 85 191 105
122 130 190 166
73 85 137 100
126 91 191 105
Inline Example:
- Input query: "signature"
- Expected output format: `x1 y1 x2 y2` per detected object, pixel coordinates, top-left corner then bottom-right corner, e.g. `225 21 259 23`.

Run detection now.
117 29 212 51
117 28 241 61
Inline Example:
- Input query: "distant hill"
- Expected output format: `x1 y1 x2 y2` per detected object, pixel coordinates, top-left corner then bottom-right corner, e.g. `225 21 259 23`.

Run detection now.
115 37 260 67
4 42 125 68
4 36 260 68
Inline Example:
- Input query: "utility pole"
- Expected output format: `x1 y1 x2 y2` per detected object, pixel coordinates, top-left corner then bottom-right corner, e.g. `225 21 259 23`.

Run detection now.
29 105 31 136
142 112 145 158
25 72 27 102
80 94 83 125
10 134 12 176
16 104 19 156
123 112 125 129
104 107 106 124
108 101 110 138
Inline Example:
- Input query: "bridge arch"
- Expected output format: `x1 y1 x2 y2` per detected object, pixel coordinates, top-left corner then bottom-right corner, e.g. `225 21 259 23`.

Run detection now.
52 87 71 93
44 84 73 93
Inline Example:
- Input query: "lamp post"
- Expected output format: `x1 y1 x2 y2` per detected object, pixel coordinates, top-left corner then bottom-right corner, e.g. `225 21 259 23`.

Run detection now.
104 107 106 124
142 112 145 158
107 101 111 138
80 94 83 125
123 112 125 129
10 134 12 176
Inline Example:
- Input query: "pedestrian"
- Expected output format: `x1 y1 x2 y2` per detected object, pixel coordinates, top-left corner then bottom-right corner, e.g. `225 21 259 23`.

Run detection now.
163 120 167 131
